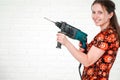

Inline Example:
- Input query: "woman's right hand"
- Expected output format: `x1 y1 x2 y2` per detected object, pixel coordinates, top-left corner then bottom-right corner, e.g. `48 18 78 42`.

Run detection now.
79 42 85 52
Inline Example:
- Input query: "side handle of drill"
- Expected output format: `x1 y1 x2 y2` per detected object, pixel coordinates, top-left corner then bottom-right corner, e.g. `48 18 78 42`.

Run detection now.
56 22 66 49
56 31 65 49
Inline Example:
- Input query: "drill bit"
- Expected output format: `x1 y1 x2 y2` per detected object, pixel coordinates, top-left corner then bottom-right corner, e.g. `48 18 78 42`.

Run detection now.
44 17 55 23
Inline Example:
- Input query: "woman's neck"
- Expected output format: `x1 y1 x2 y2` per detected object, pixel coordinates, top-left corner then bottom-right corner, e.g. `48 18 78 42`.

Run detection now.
100 22 110 31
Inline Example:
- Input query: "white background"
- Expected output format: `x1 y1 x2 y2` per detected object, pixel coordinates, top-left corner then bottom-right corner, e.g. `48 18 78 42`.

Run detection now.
0 0 120 80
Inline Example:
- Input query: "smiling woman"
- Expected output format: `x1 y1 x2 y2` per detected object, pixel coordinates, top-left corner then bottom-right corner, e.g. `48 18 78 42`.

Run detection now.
56 0 120 80
91 3 113 30
0 0 120 80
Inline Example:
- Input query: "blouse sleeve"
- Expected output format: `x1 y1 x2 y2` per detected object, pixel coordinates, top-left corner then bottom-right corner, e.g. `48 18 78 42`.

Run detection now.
93 28 117 51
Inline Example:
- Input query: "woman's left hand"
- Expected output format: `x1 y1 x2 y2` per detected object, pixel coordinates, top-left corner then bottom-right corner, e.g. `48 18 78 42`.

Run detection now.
56 33 68 46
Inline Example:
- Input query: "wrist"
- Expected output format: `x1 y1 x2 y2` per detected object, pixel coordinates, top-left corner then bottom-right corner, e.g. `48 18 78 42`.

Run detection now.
64 39 71 48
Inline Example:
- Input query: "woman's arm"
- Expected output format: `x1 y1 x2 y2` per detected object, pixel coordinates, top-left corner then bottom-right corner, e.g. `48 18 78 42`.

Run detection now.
57 33 105 67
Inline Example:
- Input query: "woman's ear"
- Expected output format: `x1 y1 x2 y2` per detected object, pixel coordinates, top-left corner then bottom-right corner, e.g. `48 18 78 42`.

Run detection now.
109 12 114 19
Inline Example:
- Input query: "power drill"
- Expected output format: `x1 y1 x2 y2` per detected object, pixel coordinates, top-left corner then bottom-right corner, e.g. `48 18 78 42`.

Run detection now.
44 17 87 49
44 17 88 78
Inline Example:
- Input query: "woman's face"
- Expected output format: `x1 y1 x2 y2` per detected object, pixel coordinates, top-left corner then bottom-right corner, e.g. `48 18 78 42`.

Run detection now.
91 3 113 28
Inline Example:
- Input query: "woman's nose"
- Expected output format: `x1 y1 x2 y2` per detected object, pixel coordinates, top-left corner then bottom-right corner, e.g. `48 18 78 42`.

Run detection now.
93 14 98 20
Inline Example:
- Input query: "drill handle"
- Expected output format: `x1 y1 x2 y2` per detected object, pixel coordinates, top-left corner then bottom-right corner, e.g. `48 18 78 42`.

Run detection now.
81 41 87 49
56 31 66 49
56 31 62 49
80 41 87 53
56 42 62 48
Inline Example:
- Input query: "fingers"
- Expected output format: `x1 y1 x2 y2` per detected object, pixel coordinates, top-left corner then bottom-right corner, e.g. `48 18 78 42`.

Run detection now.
79 42 83 47
79 47 85 52
57 33 65 41
79 42 85 52
57 33 65 39
56 33 67 45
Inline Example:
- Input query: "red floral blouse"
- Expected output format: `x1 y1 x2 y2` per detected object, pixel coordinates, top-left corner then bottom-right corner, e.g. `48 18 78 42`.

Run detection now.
82 27 119 80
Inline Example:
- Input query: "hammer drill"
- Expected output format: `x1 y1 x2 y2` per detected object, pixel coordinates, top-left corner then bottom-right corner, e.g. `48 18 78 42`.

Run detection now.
44 17 87 49
44 17 88 78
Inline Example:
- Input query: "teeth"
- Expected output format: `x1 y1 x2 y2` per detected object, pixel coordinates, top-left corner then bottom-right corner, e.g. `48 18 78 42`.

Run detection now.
95 19 100 23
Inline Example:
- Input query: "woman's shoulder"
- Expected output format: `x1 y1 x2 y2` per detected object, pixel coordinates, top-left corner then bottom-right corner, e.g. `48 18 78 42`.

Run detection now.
94 27 118 42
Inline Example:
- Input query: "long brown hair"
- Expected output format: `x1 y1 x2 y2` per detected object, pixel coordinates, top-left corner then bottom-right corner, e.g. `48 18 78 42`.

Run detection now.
92 0 120 46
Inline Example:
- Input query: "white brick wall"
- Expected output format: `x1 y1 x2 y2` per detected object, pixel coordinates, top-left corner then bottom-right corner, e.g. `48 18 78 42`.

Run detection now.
0 0 120 80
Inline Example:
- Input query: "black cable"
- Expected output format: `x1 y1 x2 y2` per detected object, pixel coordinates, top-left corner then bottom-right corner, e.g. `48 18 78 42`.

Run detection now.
78 63 82 79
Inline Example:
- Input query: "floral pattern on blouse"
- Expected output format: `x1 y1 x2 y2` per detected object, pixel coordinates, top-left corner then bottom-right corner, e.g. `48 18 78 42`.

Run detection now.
82 27 119 80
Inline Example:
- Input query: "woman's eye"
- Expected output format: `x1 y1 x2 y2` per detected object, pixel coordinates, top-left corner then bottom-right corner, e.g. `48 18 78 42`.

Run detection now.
98 11 103 14
92 11 95 14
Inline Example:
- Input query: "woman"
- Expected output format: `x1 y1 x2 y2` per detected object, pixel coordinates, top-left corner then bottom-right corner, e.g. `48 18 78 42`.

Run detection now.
57 0 120 80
